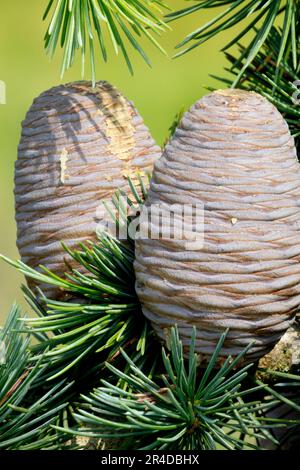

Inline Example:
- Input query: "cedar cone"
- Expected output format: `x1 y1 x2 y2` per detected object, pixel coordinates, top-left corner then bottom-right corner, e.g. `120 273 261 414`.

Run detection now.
134 89 300 364
15 81 160 298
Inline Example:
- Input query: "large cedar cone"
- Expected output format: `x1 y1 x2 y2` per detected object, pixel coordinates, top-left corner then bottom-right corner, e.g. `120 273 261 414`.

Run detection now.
15 81 160 298
134 89 300 363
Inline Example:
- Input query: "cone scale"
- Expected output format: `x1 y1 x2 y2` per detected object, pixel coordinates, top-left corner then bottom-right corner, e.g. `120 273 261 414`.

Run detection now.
15 81 160 297
134 89 300 363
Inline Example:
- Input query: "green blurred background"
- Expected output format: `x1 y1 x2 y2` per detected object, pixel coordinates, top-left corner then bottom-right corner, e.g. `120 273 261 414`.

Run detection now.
0 1 234 323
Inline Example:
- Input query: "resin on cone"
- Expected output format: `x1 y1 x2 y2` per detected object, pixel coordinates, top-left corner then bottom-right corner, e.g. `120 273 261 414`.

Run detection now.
15 81 160 298
134 89 300 363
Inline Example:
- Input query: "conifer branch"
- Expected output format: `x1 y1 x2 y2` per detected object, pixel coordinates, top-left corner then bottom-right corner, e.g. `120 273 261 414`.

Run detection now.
43 0 171 83
167 0 299 87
